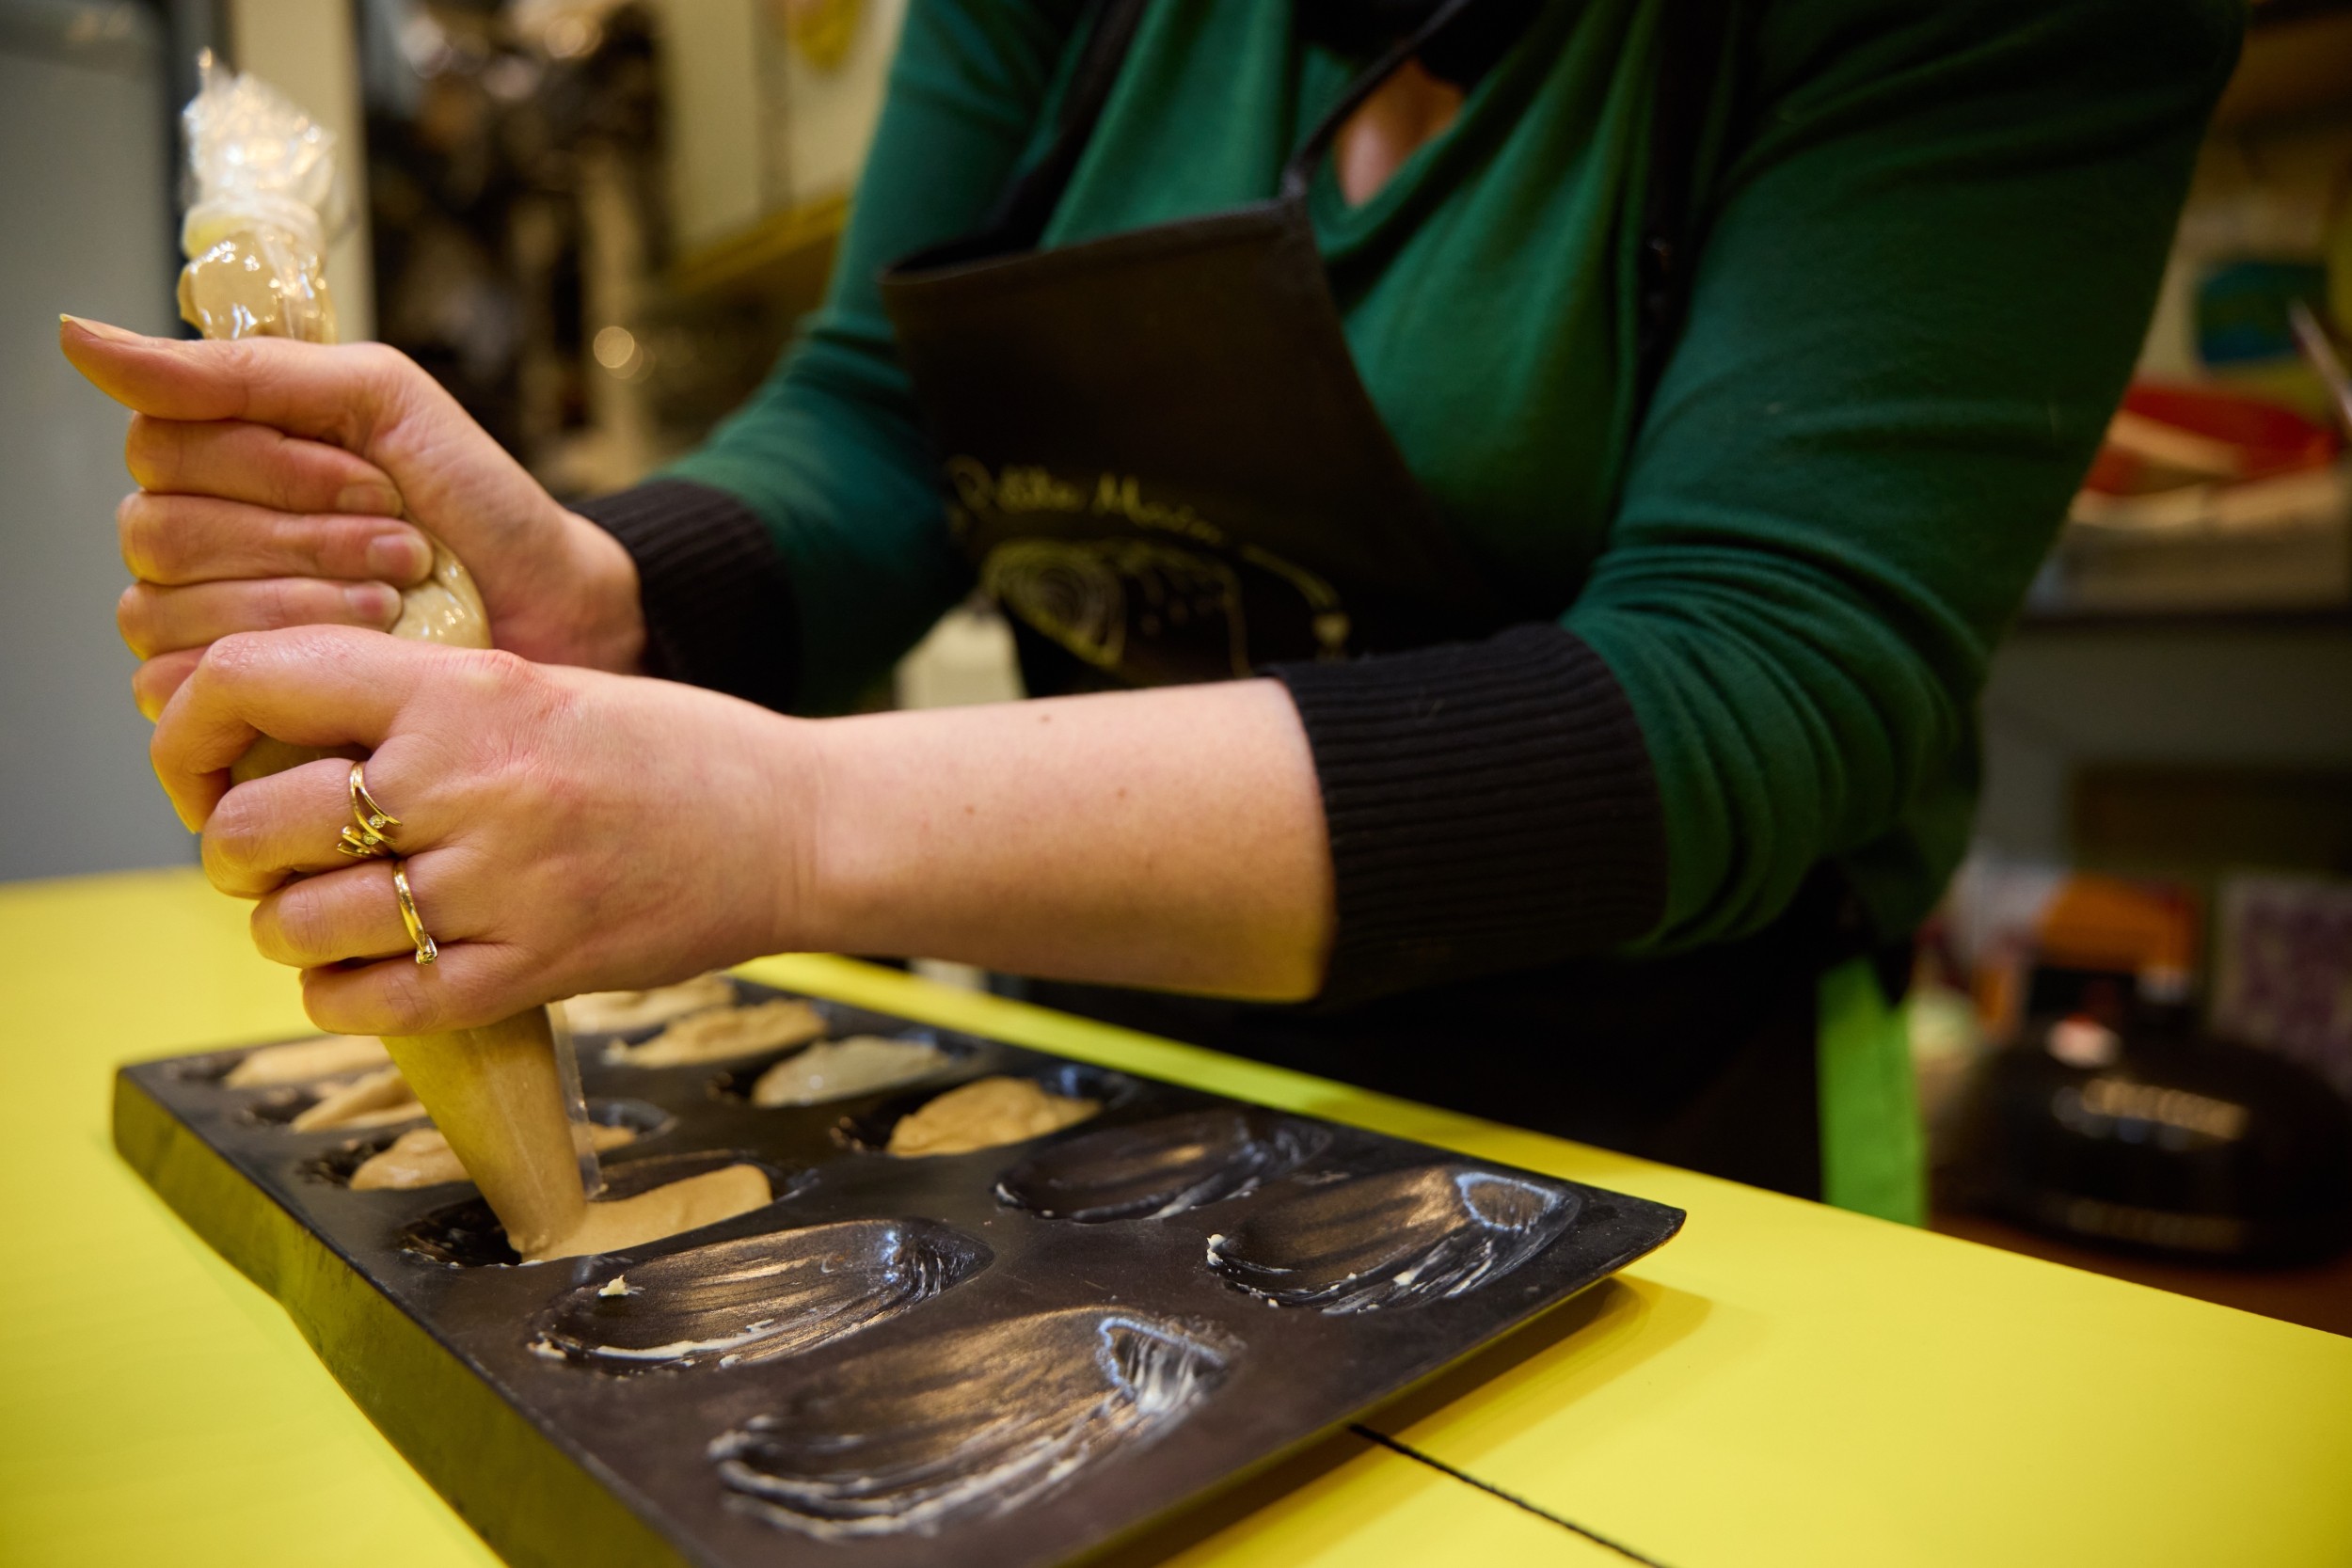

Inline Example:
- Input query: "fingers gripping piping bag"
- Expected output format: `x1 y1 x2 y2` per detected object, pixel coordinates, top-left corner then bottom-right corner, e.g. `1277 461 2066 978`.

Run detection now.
177 57 765 1261
180 53 495 783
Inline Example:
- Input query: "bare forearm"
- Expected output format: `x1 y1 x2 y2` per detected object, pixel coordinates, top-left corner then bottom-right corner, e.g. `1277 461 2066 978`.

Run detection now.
789 680 1334 1000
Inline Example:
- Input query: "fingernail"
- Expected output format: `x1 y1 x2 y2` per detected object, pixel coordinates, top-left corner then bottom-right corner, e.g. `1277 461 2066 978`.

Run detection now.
336 481 405 515
364 533 430 583
346 582 402 626
61 314 144 342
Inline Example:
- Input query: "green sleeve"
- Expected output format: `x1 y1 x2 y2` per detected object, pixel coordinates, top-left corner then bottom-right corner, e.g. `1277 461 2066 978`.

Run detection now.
661 0 1086 712
1570 0 2241 951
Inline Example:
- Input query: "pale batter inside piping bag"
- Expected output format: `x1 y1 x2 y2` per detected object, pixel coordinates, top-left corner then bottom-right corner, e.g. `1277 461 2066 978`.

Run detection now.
183 57 766 1263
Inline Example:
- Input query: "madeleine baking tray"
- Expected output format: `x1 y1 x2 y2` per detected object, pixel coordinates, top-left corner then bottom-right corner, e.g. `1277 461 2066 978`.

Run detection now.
114 976 1682 1568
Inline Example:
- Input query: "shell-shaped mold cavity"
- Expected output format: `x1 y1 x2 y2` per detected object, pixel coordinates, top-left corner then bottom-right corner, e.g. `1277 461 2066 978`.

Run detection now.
584 1097 678 1139
167 1050 245 1084
710 1307 1232 1539
235 1085 311 1125
834 1061 1132 1155
996 1109 1330 1223
300 1099 675 1189
1206 1164 1580 1313
398 1150 809 1267
532 1218 989 1372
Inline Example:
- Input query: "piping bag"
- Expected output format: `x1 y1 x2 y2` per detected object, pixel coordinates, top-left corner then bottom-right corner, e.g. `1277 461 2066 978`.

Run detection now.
178 57 763 1260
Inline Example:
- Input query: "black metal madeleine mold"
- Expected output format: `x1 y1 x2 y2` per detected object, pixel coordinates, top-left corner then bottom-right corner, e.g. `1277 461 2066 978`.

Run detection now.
114 977 1684 1568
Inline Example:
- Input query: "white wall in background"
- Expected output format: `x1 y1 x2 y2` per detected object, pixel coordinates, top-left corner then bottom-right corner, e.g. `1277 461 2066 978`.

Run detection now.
654 0 908 253
781 0 908 202
0 2 193 880
653 0 769 252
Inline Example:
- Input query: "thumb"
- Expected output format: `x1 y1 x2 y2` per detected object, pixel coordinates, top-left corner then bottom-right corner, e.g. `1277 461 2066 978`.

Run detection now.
59 316 420 455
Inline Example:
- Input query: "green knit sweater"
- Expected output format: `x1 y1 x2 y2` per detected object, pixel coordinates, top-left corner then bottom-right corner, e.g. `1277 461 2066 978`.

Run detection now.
652 0 2237 955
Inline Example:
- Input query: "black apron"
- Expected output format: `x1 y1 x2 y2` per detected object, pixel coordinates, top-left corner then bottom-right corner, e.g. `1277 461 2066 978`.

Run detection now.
878 0 1864 1198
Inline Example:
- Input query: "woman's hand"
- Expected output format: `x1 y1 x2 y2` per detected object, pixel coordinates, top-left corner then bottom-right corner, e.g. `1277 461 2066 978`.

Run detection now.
152 622 1335 1028
153 626 806 1035
58 317 645 721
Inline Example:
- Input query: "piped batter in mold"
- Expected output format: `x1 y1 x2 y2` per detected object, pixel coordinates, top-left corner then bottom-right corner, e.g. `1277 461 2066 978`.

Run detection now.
1206 1164 1580 1313
301 1104 673 1189
839 1064 1129 1156
605 998 829 1068
358 1121 633 1191
886 1076 1100 1157
399 1150 808 1267
748 1035 952 1106
711 1033 974 1106
561 974 739 1035
710 1307 1232 1539
996 1109 1331 1223
239 1065 425 1132
532 1218 989 1371
223 1035 390 1086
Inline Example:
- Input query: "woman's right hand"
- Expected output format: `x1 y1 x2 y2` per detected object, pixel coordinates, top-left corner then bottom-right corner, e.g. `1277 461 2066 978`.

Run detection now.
59 318 647 719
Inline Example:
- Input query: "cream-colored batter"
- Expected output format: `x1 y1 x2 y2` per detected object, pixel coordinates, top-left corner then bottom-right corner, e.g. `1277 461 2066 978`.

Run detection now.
177 224 336 343
226 1034 389 1087
886 1076 1102 1158
533 1164 772 1263
351 1119 639 1192
382 1016 773 1260
289 1066 426 1132
751 1036 949 1107
609 999 828 1068
563 974 737 1035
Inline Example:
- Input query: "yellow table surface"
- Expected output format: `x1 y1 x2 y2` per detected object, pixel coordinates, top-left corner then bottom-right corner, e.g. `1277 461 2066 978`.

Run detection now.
4 868 2349 1568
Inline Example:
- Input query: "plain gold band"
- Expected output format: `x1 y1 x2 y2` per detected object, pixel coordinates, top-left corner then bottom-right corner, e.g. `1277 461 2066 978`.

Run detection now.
390 862 437 966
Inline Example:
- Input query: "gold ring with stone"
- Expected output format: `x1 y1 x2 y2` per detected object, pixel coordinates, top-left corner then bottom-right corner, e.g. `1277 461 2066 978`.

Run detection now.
337 759 402 859
391 862 438 966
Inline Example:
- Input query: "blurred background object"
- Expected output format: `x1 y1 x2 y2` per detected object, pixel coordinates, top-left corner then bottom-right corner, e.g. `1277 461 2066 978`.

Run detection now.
351 0 905 498
2032 0 2352 621
1931 860 2352 1271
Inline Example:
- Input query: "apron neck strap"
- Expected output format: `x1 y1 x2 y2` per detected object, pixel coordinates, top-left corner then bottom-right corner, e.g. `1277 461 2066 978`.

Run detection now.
967 0 1155 257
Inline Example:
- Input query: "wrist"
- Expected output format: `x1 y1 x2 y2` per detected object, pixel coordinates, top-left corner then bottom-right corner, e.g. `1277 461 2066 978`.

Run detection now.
558 509 649 675
744 706 849 960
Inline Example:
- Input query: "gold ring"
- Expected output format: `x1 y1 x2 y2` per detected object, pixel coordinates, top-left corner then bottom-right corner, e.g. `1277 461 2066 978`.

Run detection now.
390 862 437 966
337 760 402 859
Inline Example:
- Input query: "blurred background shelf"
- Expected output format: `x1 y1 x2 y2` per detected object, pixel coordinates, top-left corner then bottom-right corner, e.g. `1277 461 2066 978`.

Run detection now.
668 190 846 306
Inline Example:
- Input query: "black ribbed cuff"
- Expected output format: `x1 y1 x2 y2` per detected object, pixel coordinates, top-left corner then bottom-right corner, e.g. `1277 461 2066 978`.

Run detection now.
573 479 800 711
1271 625 1668 1006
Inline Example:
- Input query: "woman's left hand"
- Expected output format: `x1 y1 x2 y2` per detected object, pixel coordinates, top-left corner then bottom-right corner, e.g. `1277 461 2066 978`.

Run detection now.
151 626 810 1036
